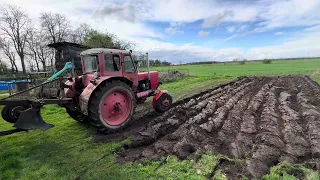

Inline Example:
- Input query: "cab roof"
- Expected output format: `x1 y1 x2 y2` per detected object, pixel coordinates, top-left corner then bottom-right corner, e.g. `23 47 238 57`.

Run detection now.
80 48 130 55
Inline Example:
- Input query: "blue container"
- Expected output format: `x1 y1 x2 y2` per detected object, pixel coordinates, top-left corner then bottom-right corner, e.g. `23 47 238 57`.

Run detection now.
0 80 29 90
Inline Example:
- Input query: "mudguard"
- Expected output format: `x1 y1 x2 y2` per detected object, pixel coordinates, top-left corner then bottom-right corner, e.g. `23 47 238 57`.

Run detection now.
152 90 169 108
78 77 110 115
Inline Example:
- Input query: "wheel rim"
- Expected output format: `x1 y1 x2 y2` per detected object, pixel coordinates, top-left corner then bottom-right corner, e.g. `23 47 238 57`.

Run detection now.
100 90 132 126
10 106 26 119
160 98 170 109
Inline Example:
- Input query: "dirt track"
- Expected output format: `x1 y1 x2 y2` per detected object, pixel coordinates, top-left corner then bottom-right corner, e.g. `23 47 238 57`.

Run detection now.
96 75 320 179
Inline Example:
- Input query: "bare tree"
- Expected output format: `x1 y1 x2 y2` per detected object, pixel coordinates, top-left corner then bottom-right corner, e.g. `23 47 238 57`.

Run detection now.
45 48 55 70
0 4 31 74
70 23 91 44
26 29 41 71
37 42 52 72
40 12 71 43
26 57 35 72
0 38 18 73
26 29 53 72
0 59 9 75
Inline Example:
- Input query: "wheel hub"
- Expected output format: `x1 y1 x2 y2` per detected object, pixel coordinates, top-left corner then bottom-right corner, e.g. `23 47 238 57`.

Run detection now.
110 102 123 114
161 98 170 108
100 90 131 126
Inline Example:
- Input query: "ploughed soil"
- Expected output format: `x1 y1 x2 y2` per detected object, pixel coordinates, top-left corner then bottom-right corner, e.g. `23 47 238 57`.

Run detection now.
94 75 320 179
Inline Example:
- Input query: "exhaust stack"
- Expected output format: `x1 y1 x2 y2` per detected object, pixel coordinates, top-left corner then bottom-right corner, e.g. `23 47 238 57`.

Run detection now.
146 52 150 80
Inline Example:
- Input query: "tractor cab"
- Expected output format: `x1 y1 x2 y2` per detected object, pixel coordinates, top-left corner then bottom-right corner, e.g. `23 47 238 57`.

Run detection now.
80 48 134 76
79 48 159 93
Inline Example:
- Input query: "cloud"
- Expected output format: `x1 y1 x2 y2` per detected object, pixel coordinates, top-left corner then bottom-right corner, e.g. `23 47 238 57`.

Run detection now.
237 25 248 32
133 37 246 63
223 34 239 42
249 31 320 59
257 0 320 30
5 0 165 40
304 24 320 32
198 30 210 37
274 32 284 35
165 27 184 35
240 27 263 37
165 21 184 35
202 10 234 28
134 28 320 63
93 3 136 23
147 0 259 24
227 26 236 33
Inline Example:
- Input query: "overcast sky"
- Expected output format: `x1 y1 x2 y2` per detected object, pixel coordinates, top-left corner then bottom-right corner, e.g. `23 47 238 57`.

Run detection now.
2 0 320 64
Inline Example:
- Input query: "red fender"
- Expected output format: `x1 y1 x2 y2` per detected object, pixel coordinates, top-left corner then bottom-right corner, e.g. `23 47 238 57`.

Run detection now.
152 90 168 108
78 77 110 115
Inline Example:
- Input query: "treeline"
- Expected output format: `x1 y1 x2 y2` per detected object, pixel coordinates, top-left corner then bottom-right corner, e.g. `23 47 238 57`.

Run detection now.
185 56 320 65
137 59 172 67
0 4 134 74
185 61 222 65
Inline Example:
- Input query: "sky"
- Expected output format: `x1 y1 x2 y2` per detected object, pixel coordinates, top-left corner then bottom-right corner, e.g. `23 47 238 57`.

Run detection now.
2 0 320 64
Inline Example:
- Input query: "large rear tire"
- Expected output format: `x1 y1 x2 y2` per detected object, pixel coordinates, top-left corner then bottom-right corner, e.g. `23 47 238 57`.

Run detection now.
88 81 136 133
66 108 87 122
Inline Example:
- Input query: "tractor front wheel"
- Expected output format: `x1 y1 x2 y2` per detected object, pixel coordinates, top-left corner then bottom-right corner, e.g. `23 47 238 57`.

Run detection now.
88 81 136 133
154 93 173 113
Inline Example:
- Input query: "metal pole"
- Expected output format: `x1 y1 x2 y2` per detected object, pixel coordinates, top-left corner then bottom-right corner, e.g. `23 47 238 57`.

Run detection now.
146 52 150 80
71 58 75 77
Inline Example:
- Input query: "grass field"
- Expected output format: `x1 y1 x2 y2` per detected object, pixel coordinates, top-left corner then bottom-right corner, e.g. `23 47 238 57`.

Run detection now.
1 59 320 180
149 59 320 77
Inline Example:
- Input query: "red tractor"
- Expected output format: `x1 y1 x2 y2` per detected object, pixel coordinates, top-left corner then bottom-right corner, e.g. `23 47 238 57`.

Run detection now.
0 47 172 135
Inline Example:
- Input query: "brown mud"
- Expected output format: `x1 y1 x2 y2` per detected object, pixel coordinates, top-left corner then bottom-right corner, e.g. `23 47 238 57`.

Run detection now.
94 75 320 179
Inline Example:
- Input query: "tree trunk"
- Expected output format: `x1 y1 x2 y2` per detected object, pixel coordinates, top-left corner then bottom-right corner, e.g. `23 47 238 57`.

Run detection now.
33 52 40 72
20 53 26 74
42 60 46 71
50 57 53 67
10 61 15 73
35 61 40 72
14 63 18 73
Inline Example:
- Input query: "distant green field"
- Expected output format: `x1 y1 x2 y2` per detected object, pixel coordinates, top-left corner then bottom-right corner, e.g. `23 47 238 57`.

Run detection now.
1 59 320 180
147 59 320 77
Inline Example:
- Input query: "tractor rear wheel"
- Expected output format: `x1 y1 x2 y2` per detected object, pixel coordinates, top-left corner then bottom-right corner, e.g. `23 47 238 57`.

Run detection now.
88 81 136 133
66 108 87 122
1 105 30 123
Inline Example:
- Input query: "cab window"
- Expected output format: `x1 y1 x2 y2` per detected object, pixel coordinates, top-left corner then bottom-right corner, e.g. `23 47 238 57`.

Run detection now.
83 55 98 73
105 54 120 72
124 55 135 73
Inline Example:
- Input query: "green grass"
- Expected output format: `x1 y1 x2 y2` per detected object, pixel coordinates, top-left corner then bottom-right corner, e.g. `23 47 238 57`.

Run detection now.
262 162 320 180
1 59 320 179
0 90 10 94
148 59 320 77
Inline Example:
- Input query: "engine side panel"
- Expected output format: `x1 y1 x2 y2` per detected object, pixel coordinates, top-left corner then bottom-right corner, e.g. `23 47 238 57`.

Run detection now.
138 71 159 90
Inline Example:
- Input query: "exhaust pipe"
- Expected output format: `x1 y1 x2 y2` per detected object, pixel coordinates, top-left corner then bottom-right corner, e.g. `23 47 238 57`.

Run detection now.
146 52 150 80
136 89 154 99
